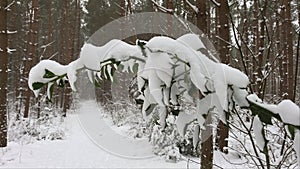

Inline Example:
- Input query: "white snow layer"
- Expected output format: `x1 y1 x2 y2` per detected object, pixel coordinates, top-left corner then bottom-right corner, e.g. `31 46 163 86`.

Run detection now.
294 129 300 167
28 60 68 97
277 100 300 126
26 33 300 167
29 34 250 118
175 111 196 137
247 94 300 126
28 33 252 141
79 40 142 71
253 115 265 151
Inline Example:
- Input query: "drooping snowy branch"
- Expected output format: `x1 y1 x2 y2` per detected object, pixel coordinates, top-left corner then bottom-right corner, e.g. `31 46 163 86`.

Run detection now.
28 33 300 166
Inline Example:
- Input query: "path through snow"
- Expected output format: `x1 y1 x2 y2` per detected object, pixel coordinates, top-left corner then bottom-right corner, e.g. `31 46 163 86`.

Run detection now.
77 100 153 159
0 101 198 168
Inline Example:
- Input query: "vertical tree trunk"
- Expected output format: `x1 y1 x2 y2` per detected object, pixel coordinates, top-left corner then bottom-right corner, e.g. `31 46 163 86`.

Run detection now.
280 1 289 99
275 11 280 97
294 1 300 102
63 0 72 114
200 112 213 169
216 0 230 154
284 0 294 101
0 0 8 147
45 1 53 59
196 0 207 35
24 0 38 118
252 0 259 92
195 1 213 168
257 1 267 98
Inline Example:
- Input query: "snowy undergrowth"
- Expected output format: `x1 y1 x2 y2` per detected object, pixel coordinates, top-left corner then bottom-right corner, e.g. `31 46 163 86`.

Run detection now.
99 100 151 139
8 102 68 144
227 108 298 169
98 99 199 163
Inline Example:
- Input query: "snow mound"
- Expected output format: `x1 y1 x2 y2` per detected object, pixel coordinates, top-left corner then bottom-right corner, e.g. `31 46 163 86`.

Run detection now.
277 100 300 126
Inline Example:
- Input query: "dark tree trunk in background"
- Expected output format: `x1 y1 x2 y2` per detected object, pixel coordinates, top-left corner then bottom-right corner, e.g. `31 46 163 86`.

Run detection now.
280 0 289 99
216 0 230 154
196 0 207 35
200 112 213 169
257 1 267 98
295 1 300 102
24 0 38 118
195 1 213 169
284 0 294 101
0 0 8 147
63 0 72 114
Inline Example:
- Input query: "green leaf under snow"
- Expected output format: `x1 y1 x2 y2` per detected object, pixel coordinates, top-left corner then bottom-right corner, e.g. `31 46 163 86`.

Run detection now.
32 82 44 90
43 69 56 79
132 63 139 74
58 79 65 88
248 100 282 125
145 104 157 116
249 101 273 125
47 83 54 100
94 79 101 87
288 125 295 140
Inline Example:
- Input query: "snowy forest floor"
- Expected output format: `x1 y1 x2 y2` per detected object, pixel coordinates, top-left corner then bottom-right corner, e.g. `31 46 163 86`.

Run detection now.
0 100 252 168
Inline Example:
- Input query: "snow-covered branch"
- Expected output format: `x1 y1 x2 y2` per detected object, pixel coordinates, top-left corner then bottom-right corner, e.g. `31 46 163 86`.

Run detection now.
210 0 220 7
27 33 300 167
184 0 198 13
151 0 174 14
4 0 15 10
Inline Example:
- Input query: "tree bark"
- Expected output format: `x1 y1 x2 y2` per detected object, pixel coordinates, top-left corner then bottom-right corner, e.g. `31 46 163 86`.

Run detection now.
200 113 213 169
0 0 8 147
196 0 207 35
24 0 38 118
216 0 230 154
280 1 289 99
194 1 214 168
284 0 294 101
63 0 72 114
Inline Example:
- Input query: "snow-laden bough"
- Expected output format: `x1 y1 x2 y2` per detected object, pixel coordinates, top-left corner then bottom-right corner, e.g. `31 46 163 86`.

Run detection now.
28 33 300 166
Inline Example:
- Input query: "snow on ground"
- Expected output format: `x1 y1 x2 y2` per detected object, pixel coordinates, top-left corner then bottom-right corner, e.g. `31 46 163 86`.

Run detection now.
0 100 257 168
0 101 199 168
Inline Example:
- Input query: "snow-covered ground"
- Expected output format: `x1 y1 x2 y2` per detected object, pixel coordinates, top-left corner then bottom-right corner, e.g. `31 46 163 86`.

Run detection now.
0 101 200 168
2 100 288 168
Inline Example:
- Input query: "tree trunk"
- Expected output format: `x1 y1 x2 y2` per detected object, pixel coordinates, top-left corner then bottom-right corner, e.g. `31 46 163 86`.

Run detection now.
24 0 39 118
195 1 213 168
280 1 289 99
200 113 213 169
196 0 207 35
216 0 230 154
257 1 267 98
294 2 300 102
284 0 294 101
0 0 8 147
63 0 72 114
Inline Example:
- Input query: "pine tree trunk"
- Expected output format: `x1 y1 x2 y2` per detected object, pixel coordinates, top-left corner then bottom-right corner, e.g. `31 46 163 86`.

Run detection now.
63 0 72 114
257 1 267 98
196 0 207 35
284 0 294 101
195 1 214 168
216 0 230 154
24 0 39 118
0 0 8 147
200 113 213 169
